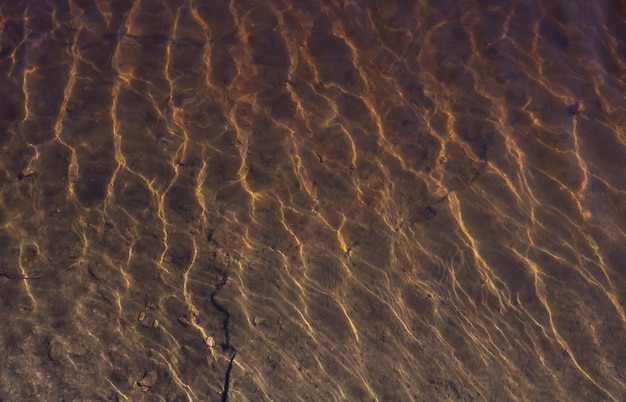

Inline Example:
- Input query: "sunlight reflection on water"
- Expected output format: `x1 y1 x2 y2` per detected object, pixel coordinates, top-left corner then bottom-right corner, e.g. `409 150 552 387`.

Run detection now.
0 0 625 401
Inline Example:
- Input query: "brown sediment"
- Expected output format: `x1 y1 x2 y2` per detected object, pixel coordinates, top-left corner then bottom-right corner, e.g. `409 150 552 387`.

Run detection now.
0 0 625 401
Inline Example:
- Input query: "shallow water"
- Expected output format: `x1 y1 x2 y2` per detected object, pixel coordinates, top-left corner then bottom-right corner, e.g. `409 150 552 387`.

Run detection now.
0 0 625 401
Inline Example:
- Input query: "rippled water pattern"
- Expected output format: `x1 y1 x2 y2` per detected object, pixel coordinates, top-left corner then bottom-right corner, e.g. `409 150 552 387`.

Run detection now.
1 0 625 401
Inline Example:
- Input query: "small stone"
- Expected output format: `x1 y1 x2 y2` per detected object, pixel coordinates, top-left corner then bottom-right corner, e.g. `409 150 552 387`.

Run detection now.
88 264 109 280
205 336 215 348
138 312 146 321
152 319 159 329
177 314 196 327
137 370 158 387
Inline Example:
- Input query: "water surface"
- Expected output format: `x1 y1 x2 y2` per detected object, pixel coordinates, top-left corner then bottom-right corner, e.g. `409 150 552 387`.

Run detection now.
0 0 625 401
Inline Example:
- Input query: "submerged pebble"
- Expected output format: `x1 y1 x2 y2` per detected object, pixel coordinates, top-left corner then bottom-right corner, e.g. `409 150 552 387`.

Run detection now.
137 370 158 387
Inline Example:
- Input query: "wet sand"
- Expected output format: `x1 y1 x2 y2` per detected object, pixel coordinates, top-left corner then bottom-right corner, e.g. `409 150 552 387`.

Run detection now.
0 0 625 401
